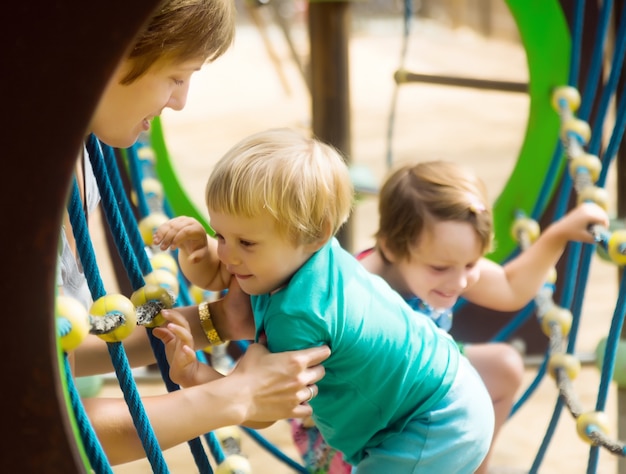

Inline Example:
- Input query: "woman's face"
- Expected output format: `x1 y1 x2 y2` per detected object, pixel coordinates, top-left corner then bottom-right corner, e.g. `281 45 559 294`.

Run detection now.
90 58 204 148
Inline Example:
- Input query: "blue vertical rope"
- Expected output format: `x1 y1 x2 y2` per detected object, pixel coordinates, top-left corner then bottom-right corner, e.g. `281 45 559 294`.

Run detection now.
68 175 170 473
86 135 215 473
62 352 112 473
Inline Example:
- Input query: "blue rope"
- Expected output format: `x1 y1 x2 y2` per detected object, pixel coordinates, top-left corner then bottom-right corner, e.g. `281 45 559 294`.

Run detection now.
122 139 225 469
529 397 567 474
510 353 549 418
67 179 106 299
598 75 626 185
126 144 152 218
86 135 215 473
589 4 626 160
577 0 613 122
240 426 309 473
490 303 535 343
68 172 169 473
62 354 112 473
567 0 585 88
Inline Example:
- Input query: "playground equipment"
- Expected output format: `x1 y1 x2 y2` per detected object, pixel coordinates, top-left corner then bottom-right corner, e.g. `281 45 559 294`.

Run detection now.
7 0 626 473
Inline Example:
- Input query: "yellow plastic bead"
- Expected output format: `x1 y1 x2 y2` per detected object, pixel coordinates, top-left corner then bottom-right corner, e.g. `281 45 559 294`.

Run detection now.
547 352 581 380
90 294 137 342
545 267 558 284
130 283 175 328
189 285 209 304
138 212 169 246
215 426 242 455
607 229 626 265
510 216 540 244
144 268 180 297
137 146 156 163
56 295 90 352
142 177 164 202
552 86 581 113
150 252 179 276
540 306 573 338
577 186 609 211
215 454 251 474
568 153 602 183
576 411 610 445
561 118 591 145
394 69 408 85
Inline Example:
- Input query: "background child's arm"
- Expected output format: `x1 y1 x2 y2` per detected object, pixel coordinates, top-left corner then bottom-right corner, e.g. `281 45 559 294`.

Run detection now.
464 202 608 311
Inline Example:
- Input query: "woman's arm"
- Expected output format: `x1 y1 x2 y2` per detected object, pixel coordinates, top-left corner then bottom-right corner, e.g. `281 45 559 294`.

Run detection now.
85 342 330 465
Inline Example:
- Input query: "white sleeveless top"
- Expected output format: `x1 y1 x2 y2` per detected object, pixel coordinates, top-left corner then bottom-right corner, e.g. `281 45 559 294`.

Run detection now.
57 144 101 310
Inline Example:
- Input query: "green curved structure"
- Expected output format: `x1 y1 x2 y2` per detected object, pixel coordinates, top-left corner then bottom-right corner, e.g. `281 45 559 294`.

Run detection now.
488 0 570 262
151 117 215 236
152 1 571 262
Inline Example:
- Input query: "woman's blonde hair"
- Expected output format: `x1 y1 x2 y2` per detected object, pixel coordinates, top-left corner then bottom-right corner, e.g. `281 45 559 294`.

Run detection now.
376 160 493 260
122 0 236 84
206 128 354 246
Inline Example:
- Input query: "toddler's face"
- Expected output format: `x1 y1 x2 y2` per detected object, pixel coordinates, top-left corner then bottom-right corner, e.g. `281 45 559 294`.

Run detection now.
395 220 483 309
208 209 319 295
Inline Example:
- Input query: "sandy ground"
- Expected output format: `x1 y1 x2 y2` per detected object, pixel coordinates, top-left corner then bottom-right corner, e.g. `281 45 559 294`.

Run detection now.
86 10 626 474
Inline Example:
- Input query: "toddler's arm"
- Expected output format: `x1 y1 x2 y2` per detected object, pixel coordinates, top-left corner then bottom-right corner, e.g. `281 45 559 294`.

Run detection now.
153 216 231 290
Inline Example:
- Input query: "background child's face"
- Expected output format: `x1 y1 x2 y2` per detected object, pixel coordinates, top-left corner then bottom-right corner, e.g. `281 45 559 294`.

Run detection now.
208 209 317 295
90 58 204 148
395 220 483 309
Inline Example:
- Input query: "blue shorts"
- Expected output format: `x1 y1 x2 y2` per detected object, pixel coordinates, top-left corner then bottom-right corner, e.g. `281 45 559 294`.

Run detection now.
353 355 494 474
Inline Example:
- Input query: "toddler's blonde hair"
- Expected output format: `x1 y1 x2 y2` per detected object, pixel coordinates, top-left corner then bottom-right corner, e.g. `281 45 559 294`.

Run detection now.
206 128 354 246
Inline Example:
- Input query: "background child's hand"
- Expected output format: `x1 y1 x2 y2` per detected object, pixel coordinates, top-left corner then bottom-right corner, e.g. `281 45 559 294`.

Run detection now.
153 216 209 264
552 202 609 244
153 308 208 387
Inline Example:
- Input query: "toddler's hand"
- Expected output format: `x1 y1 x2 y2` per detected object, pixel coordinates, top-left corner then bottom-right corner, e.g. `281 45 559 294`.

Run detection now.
153 216 209 263
153 308 204 387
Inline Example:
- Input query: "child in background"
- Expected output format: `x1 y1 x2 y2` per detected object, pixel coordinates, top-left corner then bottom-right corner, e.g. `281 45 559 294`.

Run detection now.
291 159 610 474
153 128 495 473
360 160 608 473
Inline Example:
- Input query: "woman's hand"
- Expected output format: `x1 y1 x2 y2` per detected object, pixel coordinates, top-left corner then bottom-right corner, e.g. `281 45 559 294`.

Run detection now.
229 342 330 422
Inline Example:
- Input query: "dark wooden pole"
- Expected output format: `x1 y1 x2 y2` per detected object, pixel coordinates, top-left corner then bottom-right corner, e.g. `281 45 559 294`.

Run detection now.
308 1 354 252
1 1 160 471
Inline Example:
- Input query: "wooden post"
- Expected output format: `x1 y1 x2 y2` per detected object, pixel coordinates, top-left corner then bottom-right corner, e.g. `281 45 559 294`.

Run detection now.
308 0 354 252
0 1 161 471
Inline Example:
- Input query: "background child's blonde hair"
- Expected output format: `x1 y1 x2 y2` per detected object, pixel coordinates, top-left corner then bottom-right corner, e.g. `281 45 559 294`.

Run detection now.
376 160 493 260
206 128 354 246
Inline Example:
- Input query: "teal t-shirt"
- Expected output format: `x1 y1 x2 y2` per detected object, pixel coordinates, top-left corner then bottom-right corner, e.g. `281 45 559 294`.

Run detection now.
251 238 460 464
